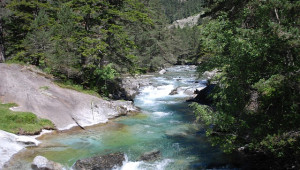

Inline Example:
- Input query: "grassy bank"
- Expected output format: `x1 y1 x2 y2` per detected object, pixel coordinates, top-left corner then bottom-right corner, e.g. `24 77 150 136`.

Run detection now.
0 103 55 135
55 81 101 98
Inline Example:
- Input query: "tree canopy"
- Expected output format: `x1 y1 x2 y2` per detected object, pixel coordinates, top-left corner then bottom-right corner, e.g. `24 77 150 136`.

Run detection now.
1 0 188 94
192 0 300 168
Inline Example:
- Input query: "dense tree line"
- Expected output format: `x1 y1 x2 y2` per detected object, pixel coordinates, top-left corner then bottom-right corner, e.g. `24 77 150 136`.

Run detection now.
0 0 187 95
192 0 300 168
1 0 149 92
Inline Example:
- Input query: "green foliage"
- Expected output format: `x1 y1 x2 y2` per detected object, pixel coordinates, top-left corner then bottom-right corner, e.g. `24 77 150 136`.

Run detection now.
194 0 300 166
253 74 285 98
0 103 55 134
54 80 101 98
190 102 214 126
2 0 158 96
2 0 197 96
39 86 49 90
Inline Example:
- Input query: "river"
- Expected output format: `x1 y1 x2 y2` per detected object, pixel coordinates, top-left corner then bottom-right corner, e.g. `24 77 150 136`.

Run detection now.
5 65 242 170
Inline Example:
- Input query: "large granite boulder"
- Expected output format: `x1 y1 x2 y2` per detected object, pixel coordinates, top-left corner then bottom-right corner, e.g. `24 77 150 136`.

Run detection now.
110 76 151 101
74 152 125 170
0 64 138 130
31 156 63 170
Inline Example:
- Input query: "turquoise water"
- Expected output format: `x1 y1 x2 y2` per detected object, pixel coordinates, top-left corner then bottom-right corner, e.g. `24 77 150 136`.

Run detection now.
5 66 241 170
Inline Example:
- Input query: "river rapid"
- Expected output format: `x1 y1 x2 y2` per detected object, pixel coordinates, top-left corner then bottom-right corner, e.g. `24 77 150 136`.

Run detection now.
5 65 242 170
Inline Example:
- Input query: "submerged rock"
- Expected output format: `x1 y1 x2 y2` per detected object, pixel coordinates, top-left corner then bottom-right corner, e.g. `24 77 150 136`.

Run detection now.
31 156 63 170
139 150 161 161
165 131 188 138
74 152 125 170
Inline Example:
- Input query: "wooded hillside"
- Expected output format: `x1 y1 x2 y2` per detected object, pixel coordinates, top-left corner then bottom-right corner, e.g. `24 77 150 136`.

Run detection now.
192 0 300 168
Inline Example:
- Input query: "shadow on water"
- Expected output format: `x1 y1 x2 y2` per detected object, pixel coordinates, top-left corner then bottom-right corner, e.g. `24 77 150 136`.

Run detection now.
161 102 243 169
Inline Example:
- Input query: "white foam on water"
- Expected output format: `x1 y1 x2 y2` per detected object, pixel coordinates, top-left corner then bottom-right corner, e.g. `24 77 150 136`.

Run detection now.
153 112 171 117
170 120 181 124
115 155 173 170
153 77 174 85
119 161 142 170
155 159 173 170
136 85 174 105
113 155 142 170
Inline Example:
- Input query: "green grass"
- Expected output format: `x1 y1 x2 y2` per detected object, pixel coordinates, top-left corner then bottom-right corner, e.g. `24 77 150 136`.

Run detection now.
55 81 101 98
39 86 50 90
5 60 28 65
0 103 55 134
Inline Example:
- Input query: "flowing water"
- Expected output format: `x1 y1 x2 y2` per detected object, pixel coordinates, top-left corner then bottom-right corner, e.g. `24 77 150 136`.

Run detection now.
5 65 242 170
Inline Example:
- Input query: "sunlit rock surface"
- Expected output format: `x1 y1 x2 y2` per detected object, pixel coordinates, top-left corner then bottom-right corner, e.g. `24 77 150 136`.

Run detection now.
0 130 40 169
0 64 138 130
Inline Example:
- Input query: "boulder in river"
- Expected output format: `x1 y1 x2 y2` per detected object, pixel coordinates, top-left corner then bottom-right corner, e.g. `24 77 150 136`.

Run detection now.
159 69 167 75
139 150 161 161
110 76 151 101
31 155 63 170
169 88 179 95
74 152 125 170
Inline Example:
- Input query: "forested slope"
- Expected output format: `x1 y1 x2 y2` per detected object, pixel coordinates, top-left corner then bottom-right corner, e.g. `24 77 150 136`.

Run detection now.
2 0 298 168
0 0 189 96
192 0 300 168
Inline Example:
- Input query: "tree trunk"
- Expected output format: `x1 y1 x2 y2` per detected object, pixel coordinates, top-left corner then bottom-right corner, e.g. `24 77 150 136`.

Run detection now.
0 18 5 63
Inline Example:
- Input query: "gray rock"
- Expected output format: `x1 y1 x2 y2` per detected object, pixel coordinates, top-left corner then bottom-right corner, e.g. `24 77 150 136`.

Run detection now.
168 13 201 29
31 156 63 170
245 91 259 112
169 88 178 95
203 69 219 80
139 150 161 161
177 87 195 96
113 76 151 101
159 69 167 75
0 64 138 130
74 152 125 170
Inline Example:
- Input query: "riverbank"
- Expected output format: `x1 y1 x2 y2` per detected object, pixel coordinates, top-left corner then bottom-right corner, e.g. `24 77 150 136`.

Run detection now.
0 63 140 168
0 129 53 169
0 63 138 130
3 65 243 170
